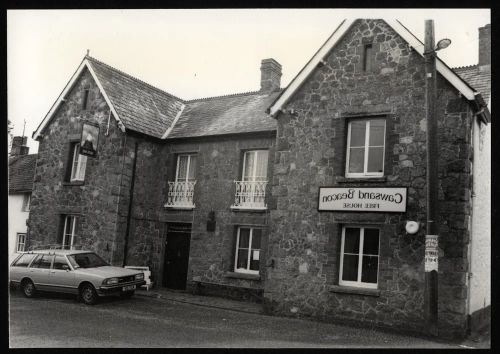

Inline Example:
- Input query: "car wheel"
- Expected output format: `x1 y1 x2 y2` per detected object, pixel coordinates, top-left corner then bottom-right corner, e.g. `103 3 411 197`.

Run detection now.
21 279 36 298
80 284 98 305
120 291 135 298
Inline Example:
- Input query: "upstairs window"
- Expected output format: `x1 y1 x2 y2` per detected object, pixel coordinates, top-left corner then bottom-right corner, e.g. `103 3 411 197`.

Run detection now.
175 154 197 182
59 215 78 250
22 193 31 212
242 150 268 182
363 44 373 72
82 88 90 110
234 227 262 274
69 142 87 182
346 119 386 177
16 233 26 252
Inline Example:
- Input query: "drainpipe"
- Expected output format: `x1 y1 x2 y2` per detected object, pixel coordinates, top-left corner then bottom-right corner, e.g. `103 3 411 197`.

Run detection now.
122 140 139 267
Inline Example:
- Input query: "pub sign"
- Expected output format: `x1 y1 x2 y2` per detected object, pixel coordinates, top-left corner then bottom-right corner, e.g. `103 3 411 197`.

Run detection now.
80 122 100 157
318 187 407 212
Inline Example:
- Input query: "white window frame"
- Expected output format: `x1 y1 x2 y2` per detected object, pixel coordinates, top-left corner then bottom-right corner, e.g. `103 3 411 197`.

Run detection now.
175 154 196 182
62 215 78 250
345 119 386 178
16 233 26 252
70 143 87 182
234 227 261 275
242 150 268 182
22 193 31 212
339 226 380 289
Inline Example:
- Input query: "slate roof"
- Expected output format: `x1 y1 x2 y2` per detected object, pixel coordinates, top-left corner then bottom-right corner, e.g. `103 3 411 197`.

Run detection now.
453 65 491 103
86 56 185 139
9 154 37 193
167 91 280 139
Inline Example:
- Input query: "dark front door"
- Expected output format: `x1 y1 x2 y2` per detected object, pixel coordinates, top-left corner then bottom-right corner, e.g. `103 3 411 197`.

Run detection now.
163 223 191 290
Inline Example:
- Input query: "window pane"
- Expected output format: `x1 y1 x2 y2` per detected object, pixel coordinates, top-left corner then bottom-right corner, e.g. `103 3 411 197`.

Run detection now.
251 229 262 249
13 253 36 267
368 120 385 146
363 229 380 255
71 144 79 180
187 156 197 181
348 148 365 173
349 121 366 147
53 256 69 270
344 228 360 254
177 155 188 181
367 147 384 173
254 151 268 181
238 228 250 248
237 250 248 269
250 251 260 271
78 154 87 180
361 255 378 283
243 152 256 181
342 254 359 281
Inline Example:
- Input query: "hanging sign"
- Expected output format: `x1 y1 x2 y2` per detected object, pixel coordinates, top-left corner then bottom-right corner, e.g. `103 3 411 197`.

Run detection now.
318 187 407 212
425 235 439 272
80 122 100 157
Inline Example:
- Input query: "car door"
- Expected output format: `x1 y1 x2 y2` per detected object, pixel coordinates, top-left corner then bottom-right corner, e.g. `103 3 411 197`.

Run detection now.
48 255 78 294
28 254 54 291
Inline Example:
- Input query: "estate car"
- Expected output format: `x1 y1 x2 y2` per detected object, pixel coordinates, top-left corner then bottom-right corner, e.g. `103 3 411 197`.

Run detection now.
9 249 145 305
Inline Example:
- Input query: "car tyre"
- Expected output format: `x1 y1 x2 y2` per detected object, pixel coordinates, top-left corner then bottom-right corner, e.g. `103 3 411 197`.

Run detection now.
80 284 98 305
21 279 36 298
120 291 135 298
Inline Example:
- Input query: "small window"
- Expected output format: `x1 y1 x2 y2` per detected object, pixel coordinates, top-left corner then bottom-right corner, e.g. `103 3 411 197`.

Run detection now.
22 193 31 212
234 227 261 274
16 233 26 252
69 142 87 182
31 254 54 269
53 255 70 270
346 119 386 177
242 150 268 182
363 44 373 72
82 89 90 110
59 215 78 250
12 253 37 267
175 154 197 182
339 226 380 289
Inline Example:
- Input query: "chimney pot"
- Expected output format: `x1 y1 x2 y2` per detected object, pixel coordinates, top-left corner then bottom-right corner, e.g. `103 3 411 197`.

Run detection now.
260 58 282 92
478 24 490 66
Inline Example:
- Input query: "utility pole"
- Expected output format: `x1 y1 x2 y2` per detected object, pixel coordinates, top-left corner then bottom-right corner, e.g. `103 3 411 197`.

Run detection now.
424 19 439 337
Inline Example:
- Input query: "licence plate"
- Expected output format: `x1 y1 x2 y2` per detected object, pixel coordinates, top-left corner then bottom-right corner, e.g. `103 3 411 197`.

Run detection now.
122 285 136 291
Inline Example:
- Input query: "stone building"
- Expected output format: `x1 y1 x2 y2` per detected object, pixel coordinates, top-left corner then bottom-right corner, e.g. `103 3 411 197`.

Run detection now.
27 19 490 338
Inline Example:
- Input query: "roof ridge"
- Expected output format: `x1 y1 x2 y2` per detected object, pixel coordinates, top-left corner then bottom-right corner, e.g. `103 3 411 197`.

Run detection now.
186 89 283 103
452 64 478 70
85 55 186 103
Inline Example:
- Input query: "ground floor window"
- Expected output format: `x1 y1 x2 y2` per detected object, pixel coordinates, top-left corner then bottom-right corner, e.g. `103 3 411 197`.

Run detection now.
16 233 26 252
60 215 78 250
339 226 380 289
234 227 261 274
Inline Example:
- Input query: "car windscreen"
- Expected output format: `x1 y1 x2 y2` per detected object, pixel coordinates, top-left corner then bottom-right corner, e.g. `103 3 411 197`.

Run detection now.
67 253 109 269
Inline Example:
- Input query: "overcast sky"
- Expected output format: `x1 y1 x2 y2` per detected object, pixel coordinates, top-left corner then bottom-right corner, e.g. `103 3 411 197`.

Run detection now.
7 9 490 153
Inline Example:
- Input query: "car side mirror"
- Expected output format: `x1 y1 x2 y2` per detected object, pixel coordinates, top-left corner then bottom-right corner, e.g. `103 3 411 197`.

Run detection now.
62 265 70 271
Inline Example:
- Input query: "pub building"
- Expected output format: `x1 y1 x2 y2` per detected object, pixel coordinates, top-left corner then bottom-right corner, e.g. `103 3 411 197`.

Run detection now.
27 19 490 338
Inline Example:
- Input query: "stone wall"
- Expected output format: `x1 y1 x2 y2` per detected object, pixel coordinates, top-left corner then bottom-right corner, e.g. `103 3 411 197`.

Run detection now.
266 19 473 338
28 68 131 265
124 134 276 297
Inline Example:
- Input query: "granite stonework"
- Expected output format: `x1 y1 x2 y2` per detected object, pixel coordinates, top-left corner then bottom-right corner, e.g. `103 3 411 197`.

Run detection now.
123 134 276 300
28 68 134 265
264 19 474 338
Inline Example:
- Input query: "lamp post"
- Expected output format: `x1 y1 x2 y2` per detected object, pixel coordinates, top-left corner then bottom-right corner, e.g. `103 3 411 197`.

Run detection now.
423 19 451 337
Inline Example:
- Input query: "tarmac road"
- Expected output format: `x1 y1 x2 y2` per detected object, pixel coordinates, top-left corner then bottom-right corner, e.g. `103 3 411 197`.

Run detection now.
8 290 487 348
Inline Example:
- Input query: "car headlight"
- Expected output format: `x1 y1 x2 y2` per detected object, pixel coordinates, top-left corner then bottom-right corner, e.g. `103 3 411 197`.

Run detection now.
135 273 144 280
103 278 119 285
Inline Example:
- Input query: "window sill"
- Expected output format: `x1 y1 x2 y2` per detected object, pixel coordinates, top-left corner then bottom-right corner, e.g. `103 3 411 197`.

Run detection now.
224 272 261 281
230 206 267 212
62 181 85 186
329 285 380 297
164 205 195 210
335 176 387 183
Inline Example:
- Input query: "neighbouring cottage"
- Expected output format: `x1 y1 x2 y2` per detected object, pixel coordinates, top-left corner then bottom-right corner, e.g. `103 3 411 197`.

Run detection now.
26 19 490 338
8 136 37 262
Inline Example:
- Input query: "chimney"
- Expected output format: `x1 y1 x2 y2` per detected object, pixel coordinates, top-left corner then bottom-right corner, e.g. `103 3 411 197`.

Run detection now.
10 136 29 156
478 24 491 67
260 58 282 92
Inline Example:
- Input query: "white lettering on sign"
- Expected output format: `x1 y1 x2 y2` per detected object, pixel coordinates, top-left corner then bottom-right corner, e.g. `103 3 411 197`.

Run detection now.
318 187 407 212
425 235 439 272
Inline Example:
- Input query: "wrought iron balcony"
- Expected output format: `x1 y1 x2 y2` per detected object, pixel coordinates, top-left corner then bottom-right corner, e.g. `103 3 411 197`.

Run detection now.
230 180 268 210
165 181 196 209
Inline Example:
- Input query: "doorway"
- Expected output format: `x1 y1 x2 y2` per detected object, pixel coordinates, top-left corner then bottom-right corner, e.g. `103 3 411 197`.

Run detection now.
163 223 191 290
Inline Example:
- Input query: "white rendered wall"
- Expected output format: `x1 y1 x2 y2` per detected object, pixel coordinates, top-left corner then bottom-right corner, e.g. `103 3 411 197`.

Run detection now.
8 194 28 263
469 118 491 314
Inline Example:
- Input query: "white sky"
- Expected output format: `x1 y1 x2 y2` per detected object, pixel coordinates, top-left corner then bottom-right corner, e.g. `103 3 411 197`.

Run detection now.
7 9 490 153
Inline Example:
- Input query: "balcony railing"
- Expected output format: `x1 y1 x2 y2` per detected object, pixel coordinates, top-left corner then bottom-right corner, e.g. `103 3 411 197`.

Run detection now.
165 181 196 209
231 180 267 210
